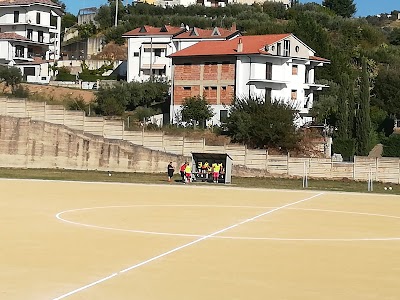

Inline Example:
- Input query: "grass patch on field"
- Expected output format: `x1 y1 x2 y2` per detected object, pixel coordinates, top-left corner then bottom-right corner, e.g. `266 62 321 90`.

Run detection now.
0 168 398 195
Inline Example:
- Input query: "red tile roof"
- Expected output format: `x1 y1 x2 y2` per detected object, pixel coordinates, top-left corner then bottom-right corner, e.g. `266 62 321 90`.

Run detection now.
0 0 60 6
170 34 291 57
123 25 185 37
309 55 330 62
175 27 239 39
0 32 29 41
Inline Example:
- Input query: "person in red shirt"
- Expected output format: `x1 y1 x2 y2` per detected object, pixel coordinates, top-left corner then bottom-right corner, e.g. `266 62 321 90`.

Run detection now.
179 162 187 183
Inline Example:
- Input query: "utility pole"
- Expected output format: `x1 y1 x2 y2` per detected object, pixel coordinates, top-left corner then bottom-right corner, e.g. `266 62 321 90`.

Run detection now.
114 0 118 27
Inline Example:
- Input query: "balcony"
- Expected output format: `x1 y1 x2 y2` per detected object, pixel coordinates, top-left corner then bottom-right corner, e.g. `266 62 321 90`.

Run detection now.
304 82 329 91
247 78 289 87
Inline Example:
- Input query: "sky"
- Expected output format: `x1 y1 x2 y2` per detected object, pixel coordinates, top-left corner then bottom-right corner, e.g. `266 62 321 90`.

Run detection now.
62 0 398 18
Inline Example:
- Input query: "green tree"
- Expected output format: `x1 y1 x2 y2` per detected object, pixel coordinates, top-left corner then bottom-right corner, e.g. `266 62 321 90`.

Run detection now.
322 0 356 18
61 13 77 31
355 57 372 155
94 80 170 115
373 67 400 117
52 0 66 11
180 96 214 128
336 73 350 139
77 22 97 39
382 134 400 157
0 66 23 93
226 96 299 150
95 5 113 30
95 85 127 116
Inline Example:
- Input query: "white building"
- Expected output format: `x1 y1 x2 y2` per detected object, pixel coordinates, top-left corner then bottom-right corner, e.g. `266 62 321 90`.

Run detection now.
170 34 329 126
0 0 62 83
122 24 240 82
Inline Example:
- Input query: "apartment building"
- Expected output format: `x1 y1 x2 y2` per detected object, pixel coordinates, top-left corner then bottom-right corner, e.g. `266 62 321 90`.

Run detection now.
123 24 240 82
170 34 329 126
0 0 62 83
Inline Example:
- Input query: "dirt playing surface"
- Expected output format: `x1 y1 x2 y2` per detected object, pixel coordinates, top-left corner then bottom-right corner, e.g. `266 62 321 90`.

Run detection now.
1 83 95 103
24 83 96 103
2 179 400 300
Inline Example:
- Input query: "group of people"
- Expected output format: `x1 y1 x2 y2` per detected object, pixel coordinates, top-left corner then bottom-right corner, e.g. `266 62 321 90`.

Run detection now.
167 161 224 184
166 161 191 183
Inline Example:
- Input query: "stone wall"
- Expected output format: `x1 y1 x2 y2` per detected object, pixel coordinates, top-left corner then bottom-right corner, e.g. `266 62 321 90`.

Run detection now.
0 116 187 173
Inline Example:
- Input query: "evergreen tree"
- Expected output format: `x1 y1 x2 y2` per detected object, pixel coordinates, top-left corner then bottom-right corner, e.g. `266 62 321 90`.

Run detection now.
336 73 350 139
355 57 372 156
322 0 356 18
347 74 355 137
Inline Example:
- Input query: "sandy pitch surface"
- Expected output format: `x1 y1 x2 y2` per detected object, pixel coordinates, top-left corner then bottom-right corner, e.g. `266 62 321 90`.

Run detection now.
1 179 400 300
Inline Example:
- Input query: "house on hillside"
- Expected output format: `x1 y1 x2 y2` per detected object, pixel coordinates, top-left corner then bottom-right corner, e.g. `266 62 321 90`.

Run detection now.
77 7 97 26
0 0 62 83
169 34 329 127
122 24 240 82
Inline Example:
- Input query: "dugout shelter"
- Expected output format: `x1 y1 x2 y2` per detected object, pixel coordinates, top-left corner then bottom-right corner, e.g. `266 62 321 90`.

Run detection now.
191 152 233 184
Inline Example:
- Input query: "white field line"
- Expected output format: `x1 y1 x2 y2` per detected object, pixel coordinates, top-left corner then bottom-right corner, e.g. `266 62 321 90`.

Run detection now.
56 205 400 241
52 192 324 300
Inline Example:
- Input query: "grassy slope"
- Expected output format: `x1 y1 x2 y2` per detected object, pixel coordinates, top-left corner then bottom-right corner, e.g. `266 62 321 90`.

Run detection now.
0 168 398 195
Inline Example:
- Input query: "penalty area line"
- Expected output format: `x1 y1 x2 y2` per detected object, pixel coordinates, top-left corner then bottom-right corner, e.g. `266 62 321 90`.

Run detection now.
52 192 324 300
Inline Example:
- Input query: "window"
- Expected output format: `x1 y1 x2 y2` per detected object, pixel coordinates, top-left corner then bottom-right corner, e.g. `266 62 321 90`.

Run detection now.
265 88 272 101
15 45 24 58
133 52 139 57
276 43 281 56
284 40 290 57
204 86 209 90
38 31 43 43
183 86 191 90
24 67 35 76
14 11 19 23
292 65 298 75
211 86 217 90
154 49 162 57
222 86 227 90
36 12 41 24
27 47 33 58
27 29 33 40
266 62 272 80
220 110 228 123
291 89 297 100
50 15 57 27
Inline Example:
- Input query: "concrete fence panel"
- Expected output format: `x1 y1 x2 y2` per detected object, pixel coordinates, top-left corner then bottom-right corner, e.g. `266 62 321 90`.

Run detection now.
64 111 85 131
354 156 377 181
266 155 288 175
143 132 164 151
104 120 123 140
45 105 65 125
5 99 26 118
376 158 400 183
26 101 46 120
84 117 104 136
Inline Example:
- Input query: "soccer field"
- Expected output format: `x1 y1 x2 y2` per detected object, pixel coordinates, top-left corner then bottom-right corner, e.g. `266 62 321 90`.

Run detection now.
1 179 400 300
